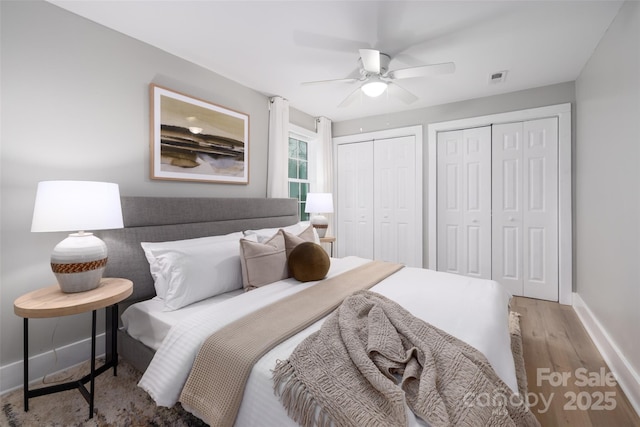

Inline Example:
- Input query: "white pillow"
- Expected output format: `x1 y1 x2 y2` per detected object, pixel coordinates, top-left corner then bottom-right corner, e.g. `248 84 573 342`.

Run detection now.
244 222 320 244
160 238 244 310
141 232 243 300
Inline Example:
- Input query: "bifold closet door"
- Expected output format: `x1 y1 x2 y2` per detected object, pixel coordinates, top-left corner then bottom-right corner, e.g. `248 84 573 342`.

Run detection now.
374 136 419 267
436 126 492 278
336 141 374 259
492 118 558 301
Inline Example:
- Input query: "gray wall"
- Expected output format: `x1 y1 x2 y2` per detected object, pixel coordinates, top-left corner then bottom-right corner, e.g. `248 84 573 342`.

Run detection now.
333 81 576 268
0 1 275 367
575 1 639 378
290 107 317 132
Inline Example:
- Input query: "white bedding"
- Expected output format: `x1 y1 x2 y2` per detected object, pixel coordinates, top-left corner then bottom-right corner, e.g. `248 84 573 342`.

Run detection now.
131 256 516 426
122 290 243 351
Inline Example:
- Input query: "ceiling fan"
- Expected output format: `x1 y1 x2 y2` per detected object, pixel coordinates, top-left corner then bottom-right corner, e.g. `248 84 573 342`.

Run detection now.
302 49 455 107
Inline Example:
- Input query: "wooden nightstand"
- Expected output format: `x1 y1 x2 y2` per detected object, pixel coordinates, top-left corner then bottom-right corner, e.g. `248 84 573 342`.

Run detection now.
14 278 133 419
319 236 336 257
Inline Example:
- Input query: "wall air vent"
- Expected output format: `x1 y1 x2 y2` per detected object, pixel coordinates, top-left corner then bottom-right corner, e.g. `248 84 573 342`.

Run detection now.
489 70 508 84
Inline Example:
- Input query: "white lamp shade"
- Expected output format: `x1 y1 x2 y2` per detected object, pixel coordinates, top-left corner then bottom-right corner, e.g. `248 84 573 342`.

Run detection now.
31 181 124 293
31 181 124 232
305 193 334 214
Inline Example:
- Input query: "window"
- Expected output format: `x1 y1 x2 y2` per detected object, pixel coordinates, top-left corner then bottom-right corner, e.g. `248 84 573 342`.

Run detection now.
288 136 309 220
288 124 318 221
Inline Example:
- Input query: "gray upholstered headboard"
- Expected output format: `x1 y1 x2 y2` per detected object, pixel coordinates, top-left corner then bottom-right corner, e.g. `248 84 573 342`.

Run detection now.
96 197 298 304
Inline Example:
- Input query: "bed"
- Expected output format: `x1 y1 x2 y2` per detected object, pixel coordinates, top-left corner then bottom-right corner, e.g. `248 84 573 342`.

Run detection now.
98 196 531 427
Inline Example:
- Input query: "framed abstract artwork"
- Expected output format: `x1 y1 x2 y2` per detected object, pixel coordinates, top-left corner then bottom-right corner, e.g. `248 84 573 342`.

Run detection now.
150 84 249 184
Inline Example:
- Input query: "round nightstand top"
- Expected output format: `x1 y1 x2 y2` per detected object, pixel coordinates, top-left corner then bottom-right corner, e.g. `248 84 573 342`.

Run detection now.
14 278 133 318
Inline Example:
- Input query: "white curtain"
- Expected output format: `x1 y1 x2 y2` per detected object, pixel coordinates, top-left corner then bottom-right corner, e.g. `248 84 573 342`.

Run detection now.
267 96 289 198
316 116 334 234
316 116 333 193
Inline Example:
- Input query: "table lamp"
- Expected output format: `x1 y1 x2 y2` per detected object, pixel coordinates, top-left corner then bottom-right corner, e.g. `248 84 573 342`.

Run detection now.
31 181 124 293
305 193 334 238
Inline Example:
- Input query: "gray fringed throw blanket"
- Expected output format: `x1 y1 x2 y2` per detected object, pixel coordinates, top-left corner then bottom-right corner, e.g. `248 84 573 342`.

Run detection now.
273 290 540 427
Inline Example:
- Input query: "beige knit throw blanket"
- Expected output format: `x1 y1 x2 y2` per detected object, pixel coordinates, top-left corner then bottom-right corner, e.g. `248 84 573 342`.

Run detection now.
273 290 541 427
180 260 404 427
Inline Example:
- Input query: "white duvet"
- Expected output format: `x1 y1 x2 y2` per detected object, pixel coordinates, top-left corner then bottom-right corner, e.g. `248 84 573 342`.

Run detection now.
135 256 516 426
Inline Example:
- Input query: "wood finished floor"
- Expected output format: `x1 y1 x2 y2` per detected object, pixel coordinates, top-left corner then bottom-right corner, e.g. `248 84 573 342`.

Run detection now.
511 296 639 427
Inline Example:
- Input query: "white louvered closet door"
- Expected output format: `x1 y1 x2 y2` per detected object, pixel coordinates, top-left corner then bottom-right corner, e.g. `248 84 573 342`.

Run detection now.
336 142 374 259
492 118 558 301
436 126 492 278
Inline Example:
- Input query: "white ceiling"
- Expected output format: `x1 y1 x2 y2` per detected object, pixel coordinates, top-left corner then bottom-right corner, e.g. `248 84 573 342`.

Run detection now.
49 0 622 122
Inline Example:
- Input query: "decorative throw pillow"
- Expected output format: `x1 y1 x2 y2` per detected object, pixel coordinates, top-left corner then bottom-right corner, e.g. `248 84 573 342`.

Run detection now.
239 231 288 291
282 225 317 257
288 242 330 282
244 223 320 244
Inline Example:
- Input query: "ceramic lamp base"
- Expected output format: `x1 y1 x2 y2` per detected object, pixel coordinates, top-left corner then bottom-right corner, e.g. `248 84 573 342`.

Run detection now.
310 215 328 238
50 232 108 293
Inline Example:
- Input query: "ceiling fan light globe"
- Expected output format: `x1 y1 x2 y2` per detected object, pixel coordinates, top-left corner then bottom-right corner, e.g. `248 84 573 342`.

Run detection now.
361 81 388 97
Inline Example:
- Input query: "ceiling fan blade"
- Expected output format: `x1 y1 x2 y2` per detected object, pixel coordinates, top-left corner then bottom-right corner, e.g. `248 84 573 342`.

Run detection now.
389 62 455 80
359 49 380 74
387 82 418 104
302 77 359 86
338 87 362 108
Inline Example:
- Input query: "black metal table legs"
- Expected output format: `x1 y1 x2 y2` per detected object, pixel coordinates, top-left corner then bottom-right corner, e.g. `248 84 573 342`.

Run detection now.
22 305 119 419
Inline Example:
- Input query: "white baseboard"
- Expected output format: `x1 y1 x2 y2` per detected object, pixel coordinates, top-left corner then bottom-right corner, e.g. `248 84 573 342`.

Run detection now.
0 333 105 395
573 292 640 417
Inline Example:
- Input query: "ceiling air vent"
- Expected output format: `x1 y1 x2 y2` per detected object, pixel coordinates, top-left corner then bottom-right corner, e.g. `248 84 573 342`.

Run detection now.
489 70 508 84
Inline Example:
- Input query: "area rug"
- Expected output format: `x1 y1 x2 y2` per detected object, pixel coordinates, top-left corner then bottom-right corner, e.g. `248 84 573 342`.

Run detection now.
0 359 206 427
1 312 527 426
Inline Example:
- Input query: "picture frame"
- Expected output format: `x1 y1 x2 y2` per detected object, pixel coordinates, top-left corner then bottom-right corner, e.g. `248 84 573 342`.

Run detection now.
150 84 249 184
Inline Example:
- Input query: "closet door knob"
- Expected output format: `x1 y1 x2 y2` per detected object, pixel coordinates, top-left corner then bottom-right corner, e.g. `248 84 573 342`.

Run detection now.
508 216 515 222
